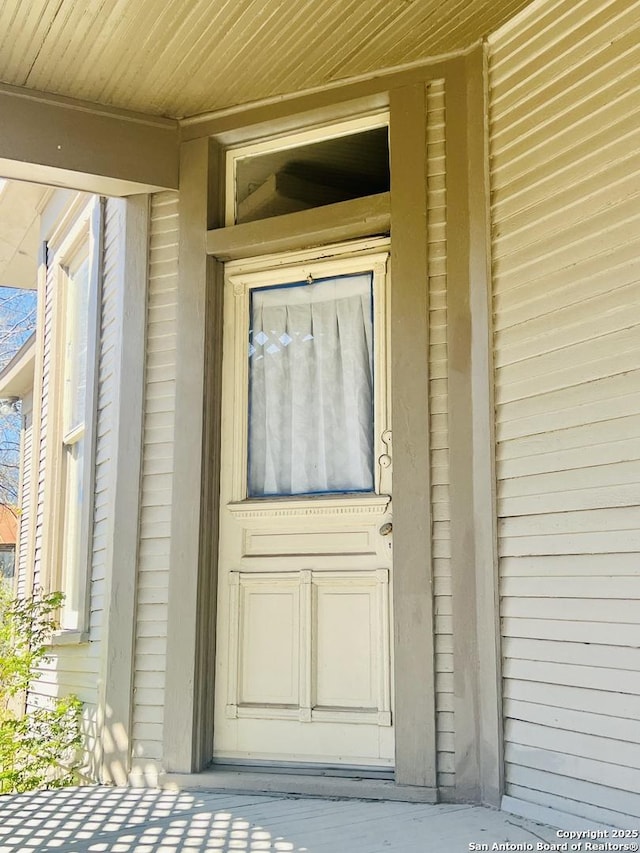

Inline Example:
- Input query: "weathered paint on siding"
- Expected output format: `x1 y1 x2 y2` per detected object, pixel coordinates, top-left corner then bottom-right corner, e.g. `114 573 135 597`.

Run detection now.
131 191 179 776
489 0 640 826
427 78 455 791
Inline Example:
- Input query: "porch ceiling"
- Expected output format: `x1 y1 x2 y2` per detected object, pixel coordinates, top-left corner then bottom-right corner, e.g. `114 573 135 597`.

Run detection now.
0 181 50 288
0 0 532 120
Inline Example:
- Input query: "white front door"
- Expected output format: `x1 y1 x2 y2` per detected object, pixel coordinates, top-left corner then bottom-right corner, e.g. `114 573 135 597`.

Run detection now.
214 239 394 769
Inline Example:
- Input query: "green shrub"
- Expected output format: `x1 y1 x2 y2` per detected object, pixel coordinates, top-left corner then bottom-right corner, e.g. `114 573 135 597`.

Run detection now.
0 581 82 793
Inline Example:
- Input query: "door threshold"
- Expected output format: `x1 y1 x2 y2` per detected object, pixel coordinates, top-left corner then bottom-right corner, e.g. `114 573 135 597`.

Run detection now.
211 759 395 780
159 765 438 803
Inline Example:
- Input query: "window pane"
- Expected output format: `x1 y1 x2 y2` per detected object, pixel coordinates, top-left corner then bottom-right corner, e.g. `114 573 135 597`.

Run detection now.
61 436 84 630
66 256 90 434
234 126 390 224
248 272 374 496
0 547 15 580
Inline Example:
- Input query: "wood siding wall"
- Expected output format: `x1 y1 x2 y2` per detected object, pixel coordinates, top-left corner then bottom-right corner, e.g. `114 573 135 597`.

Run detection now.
28 243 54 715
32 254 55 592
131 191 179 774
427 79 455 791
489 0 640 825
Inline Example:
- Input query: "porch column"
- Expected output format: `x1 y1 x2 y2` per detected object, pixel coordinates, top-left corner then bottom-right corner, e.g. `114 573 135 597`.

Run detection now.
98 195 149 784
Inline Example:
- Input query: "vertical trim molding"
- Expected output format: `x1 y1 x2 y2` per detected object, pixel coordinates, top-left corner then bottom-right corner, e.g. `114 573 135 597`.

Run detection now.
444 47 502 806
192 139 223 770
163 138 211 772
24 241 48 599
192 251 224 770
98 196 149 784
79 198 105 633
389 83 437 790
467 44 503 807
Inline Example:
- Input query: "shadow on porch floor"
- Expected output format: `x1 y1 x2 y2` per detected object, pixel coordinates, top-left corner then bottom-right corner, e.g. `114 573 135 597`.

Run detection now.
0 786 560 852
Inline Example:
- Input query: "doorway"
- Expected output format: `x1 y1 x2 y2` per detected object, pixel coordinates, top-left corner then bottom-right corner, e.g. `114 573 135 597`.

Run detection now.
213 239 394 769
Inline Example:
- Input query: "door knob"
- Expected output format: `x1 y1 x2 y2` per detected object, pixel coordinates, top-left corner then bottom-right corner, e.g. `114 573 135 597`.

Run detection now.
379 522 393 536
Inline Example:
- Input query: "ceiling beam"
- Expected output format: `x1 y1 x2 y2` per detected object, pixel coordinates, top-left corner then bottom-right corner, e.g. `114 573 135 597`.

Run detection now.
0 84 179 194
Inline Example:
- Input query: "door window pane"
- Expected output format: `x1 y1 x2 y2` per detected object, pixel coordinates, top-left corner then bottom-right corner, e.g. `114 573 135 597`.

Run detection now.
248 272 374 496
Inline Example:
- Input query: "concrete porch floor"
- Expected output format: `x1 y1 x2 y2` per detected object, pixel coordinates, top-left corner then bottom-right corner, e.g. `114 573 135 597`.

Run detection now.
0 786 563 853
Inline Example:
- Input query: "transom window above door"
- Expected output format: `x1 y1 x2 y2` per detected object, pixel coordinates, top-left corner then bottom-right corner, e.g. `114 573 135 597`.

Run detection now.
248 272 374 497
225 114 390 226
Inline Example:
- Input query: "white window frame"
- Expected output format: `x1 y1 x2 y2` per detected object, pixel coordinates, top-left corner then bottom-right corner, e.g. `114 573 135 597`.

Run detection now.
47 197 103 637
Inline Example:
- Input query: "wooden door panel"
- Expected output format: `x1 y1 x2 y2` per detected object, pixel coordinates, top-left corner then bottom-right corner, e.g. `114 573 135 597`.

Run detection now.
226 569 391 725
238 579 300 706
315 587 376 708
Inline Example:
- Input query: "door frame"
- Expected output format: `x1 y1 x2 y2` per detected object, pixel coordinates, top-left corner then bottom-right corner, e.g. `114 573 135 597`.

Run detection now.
163 137 439 795
163 54 502 804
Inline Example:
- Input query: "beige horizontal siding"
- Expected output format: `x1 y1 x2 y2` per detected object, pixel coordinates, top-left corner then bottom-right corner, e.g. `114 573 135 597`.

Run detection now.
31 254 55 591
131 191 179 767
489 0 640 826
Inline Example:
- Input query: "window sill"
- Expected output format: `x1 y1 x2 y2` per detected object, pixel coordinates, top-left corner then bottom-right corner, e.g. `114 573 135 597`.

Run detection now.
50 630 90 646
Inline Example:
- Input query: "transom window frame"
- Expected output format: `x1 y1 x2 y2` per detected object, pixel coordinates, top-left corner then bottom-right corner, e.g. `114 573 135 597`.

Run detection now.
46 196 103 637
224 237 391 505
224 111 390 227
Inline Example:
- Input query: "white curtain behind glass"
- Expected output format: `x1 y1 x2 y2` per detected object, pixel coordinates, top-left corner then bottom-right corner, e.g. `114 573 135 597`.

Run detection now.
249 273 374 496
